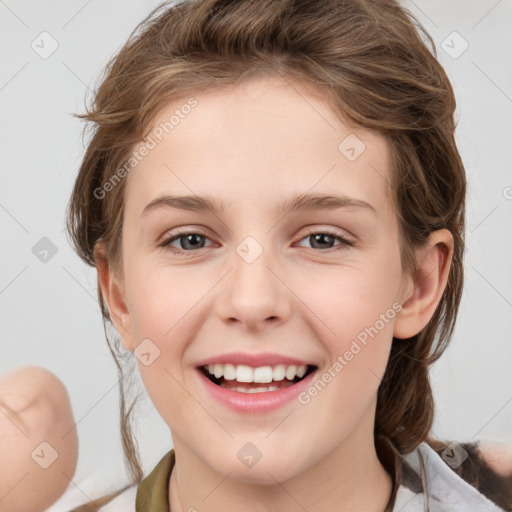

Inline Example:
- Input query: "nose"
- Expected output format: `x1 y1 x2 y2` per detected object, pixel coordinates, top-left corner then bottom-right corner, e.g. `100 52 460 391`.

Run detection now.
214 239 292 332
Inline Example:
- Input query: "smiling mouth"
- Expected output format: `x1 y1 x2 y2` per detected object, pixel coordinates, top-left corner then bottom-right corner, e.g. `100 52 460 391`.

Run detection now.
199 364 317 393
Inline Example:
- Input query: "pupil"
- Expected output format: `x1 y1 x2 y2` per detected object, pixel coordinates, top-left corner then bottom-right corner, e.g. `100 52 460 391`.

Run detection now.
312 233 333 249
182 234 204 250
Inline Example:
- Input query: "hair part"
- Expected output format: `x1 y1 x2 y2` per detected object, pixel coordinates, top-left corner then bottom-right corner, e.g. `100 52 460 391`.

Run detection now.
66 0 466 483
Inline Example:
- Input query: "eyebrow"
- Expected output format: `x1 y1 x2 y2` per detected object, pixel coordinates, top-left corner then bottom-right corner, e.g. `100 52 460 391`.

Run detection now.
141 192 377 217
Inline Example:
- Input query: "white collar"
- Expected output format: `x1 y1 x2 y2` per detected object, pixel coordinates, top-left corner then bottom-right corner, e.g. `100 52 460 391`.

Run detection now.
394 441 507 511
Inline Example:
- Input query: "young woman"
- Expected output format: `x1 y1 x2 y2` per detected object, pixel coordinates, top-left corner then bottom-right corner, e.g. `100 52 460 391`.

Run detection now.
65 0 512 510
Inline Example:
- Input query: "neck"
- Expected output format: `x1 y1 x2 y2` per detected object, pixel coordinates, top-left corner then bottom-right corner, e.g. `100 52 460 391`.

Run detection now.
168 424 393 512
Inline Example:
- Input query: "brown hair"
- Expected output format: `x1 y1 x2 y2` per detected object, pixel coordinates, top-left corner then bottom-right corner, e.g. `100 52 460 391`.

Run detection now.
66 0 466 483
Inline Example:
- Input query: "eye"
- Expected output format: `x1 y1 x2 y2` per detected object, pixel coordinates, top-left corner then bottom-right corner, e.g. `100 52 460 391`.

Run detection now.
159 227 354 256
296 229 354 251
159 229 213 254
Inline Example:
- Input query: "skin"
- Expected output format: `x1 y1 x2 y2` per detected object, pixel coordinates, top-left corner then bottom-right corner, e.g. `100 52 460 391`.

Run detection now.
478 442 512 477
0 366 78 512
96 75 454 512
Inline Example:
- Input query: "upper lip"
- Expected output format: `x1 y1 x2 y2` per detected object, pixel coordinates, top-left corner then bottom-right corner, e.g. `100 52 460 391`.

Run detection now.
196 352 316 368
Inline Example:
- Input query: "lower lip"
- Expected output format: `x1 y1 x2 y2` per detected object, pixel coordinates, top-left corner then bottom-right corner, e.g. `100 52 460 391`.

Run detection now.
197 368 317 413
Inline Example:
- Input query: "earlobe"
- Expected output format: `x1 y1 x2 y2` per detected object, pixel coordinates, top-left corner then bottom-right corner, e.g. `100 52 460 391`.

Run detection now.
393 229 454 340
94 244 135 352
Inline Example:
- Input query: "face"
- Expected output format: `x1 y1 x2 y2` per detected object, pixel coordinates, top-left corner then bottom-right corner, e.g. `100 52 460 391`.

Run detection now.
110 75 414 483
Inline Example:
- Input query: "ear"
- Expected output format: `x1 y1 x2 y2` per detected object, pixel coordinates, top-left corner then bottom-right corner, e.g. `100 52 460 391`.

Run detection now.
94 243 135 352
393 229 454 339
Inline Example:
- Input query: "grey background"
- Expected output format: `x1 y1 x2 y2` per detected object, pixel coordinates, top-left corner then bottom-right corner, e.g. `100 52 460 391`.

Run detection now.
0 0 511 509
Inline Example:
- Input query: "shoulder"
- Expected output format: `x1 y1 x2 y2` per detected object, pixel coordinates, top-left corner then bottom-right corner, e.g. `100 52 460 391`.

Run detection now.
69 485 137 512
424 438 512 511
69 450 175 512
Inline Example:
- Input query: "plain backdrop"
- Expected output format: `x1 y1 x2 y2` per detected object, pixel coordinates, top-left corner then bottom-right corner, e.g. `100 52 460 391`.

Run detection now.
1 0 511 510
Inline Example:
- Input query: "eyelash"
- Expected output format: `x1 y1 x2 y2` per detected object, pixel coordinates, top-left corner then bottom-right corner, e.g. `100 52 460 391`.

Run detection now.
159 228 355 255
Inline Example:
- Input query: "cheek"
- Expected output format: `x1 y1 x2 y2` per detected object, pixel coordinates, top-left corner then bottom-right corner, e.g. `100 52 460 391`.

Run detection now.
305 258 402 342
125 268 201 421
300 252 402 399
127 265 201 340
125 266 210 389
301 269 399 426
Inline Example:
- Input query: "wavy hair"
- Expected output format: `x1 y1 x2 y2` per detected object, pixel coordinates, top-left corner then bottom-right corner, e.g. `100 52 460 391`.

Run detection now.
66 0 466 482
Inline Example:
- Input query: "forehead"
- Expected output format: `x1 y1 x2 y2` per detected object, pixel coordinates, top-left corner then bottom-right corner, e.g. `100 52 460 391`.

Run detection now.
125 75 393 220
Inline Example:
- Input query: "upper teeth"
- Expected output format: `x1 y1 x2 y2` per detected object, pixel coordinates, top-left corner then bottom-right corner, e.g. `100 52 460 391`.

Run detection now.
206 364 308 383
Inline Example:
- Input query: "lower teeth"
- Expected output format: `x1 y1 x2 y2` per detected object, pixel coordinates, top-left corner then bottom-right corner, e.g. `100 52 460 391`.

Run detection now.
219 383 291 393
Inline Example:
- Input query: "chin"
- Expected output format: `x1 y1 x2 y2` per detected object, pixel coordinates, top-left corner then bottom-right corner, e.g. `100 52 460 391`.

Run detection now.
210 454 307 485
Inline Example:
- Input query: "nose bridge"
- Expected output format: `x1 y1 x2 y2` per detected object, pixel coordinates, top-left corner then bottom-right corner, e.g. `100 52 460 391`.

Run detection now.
216 233 290 328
